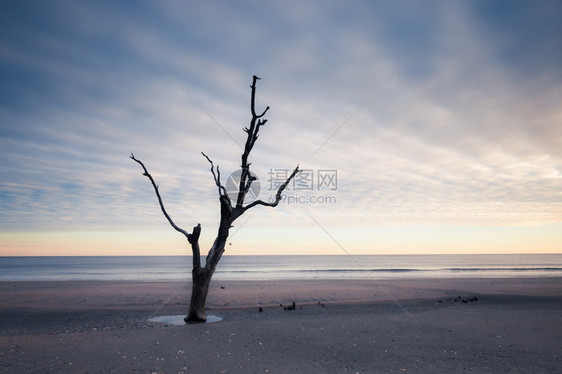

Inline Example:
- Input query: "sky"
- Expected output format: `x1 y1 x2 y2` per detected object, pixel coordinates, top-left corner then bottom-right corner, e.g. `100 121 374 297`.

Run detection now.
1 0 561 256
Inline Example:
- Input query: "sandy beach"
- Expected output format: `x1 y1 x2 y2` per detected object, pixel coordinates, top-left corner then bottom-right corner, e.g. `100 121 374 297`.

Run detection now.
1 277 561 373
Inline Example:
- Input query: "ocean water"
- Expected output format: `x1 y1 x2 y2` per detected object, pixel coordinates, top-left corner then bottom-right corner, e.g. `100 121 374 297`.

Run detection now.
1 254 561 281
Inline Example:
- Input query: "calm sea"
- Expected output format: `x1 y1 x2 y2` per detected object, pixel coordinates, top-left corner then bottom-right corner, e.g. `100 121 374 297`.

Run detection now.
1 254 561 281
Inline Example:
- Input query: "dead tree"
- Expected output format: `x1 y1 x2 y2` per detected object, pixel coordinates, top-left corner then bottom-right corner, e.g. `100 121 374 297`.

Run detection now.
131 75 300 323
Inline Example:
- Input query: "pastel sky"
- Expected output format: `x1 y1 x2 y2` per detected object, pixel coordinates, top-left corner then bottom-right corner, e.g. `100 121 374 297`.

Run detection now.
1 0 561 256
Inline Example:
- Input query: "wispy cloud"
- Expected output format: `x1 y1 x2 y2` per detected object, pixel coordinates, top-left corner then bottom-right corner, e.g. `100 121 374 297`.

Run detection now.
1 1 561 254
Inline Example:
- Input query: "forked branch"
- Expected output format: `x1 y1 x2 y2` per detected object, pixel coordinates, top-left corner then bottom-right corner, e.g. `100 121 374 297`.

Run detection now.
201 152 230 200
243 165 300 212
236 75 273 209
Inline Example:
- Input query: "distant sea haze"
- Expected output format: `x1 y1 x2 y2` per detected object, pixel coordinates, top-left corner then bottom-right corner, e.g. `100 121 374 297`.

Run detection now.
1 254 561 282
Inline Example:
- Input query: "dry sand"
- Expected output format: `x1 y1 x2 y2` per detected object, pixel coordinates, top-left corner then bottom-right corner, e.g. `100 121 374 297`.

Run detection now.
1 277 561 373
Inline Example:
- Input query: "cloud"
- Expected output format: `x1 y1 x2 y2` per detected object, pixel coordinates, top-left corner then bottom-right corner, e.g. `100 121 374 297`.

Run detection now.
0 0 561 241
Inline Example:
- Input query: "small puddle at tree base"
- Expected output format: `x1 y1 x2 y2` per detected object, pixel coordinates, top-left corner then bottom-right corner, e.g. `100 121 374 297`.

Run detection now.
148 315 222 325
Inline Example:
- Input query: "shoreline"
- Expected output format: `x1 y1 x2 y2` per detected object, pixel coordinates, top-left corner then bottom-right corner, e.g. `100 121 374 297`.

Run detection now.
1 277 561 373
1 277 560 310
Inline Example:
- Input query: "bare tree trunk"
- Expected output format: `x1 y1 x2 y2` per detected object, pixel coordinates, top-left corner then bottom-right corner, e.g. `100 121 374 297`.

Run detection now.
184 238 229 322
185 267 211 322
185 196 230 322
184 239 226 323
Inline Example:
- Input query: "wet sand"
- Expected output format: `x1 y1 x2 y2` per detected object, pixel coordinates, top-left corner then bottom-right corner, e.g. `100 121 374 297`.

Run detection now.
1 278 561 373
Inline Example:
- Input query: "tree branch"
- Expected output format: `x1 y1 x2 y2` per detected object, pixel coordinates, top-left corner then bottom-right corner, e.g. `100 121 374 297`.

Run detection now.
243 165 300 212
236 75 271 209
130 153 192 240
201 152 230 200
189 223 201 268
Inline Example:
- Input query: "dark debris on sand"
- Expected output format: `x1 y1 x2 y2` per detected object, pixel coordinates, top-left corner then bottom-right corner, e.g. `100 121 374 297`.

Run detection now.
436 296 479 304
